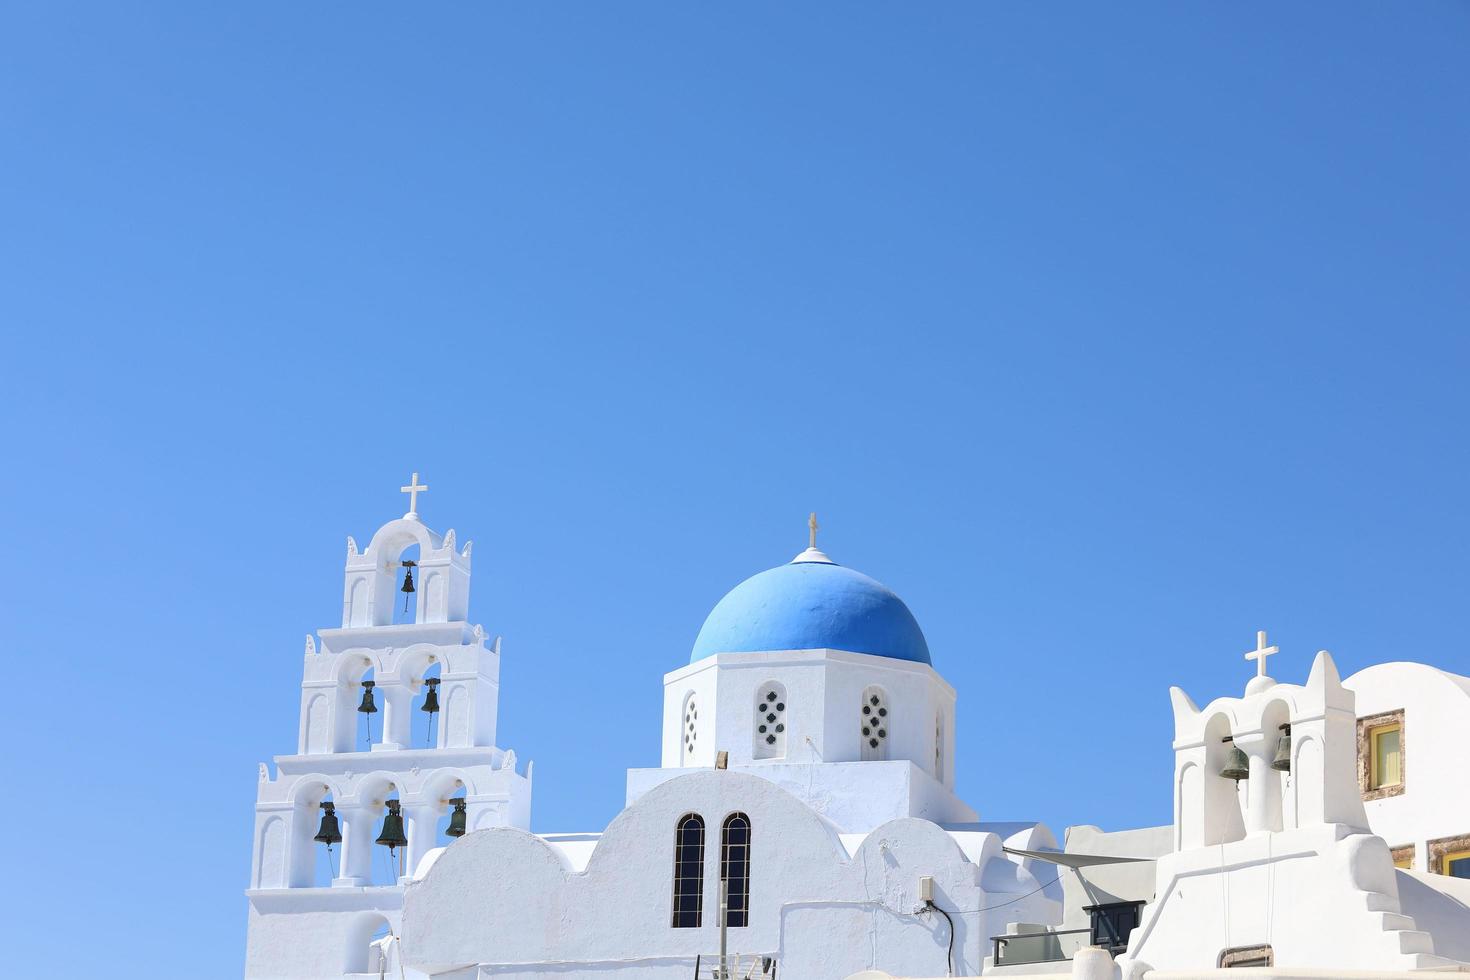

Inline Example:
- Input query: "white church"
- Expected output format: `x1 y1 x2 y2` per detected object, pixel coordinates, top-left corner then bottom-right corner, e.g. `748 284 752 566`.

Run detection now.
244 478 1470 980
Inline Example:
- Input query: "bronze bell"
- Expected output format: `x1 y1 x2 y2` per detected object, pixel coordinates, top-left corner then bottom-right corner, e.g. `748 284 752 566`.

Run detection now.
1271 725 1292 772
1221 741 1250 782
421 677 441 715
357 680 378 714
445 798 468 838
375 800 408 851
313 801 342 845
400 559 416 613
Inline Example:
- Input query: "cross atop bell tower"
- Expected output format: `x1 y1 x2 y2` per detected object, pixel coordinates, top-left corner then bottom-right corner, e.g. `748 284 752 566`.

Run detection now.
1244 629 1279 694
401 471 428 520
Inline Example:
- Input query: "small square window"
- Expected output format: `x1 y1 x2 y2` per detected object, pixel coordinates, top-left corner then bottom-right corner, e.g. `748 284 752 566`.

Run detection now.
1390 845 1413 870
1357 710 1406 801
1444 850 1470 879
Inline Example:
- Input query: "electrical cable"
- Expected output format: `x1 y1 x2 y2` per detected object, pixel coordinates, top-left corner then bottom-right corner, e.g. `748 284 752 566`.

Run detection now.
945 867 1071 915
911 865 1075 973
920 900 956 976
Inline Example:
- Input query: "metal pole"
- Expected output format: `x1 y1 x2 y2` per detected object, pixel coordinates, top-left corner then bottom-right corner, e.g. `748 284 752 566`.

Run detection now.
719 877 729 980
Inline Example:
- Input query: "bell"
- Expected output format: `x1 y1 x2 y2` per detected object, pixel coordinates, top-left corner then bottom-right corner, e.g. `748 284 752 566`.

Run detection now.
313 802 342 845
400 560 416 614
1271 726 1292 772
445 798 468 838
375 800 408 851
1220 742 1250 782
357 680 377 714
421 677 440 715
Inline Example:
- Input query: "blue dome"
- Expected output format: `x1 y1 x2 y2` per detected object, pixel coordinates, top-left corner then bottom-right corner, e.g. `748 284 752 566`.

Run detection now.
691 552 930 664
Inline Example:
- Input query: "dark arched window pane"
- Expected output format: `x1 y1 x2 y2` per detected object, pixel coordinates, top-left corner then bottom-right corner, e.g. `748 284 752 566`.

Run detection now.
671 813 705 928
721 812 752 928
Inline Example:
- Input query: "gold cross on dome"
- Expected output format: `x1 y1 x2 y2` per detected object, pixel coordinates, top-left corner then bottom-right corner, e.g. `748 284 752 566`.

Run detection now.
808 512 819 550
400 472 428 516
1245 630 1278 678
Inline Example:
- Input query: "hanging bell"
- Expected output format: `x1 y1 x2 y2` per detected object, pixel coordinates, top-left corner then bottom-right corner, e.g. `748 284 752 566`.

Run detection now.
445 798 468 838
313 801 342 845
400 560 417 614
421 677 441 715
1271 725 1292 772
357 680 378 714
375 800 408 851
1220 741 1250 782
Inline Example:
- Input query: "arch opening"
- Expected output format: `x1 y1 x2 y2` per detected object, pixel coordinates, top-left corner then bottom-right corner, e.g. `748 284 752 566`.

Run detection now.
390 543 422 625
343 912 393 975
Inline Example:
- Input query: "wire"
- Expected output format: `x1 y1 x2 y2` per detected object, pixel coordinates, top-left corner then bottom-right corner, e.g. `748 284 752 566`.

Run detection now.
947 868 1070 915
921 901 956 976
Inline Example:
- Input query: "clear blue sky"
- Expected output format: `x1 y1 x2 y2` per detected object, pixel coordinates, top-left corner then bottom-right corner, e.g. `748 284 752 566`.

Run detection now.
3 3 1468 976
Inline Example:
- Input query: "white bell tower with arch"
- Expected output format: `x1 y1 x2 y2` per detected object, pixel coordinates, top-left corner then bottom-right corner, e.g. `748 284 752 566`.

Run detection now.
245 476 533 980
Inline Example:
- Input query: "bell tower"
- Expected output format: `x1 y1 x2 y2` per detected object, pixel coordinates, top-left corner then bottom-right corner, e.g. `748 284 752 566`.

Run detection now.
244 476 532 980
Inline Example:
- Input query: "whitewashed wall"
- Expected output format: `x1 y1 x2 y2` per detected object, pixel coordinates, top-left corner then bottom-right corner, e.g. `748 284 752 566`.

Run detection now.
1345 662 1470 873
403 771 1059 978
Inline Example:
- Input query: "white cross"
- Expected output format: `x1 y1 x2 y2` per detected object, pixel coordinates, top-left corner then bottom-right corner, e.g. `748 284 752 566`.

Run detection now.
1245 629 1278 678
400 472 428 517
808 512 819 550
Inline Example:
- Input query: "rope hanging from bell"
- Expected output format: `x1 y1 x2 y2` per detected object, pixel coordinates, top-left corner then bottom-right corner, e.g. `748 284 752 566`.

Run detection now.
399 559 417 613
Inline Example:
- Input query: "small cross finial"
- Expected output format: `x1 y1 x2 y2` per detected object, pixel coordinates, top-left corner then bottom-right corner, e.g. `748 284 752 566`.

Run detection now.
808 512 819 550
400 472 428 518
1245 629 1279 678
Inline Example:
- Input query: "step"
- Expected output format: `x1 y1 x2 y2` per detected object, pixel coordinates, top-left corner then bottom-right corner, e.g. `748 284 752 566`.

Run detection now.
1401 951 1466 970
1390 929 1435 955
1361 890 1399 912
1370 911 1416 932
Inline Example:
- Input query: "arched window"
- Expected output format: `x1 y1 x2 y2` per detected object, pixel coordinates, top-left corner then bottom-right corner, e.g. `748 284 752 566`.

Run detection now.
935 709 945 781
861 686 890 761
721 813 752 927
671 813 705 928
754 682 787 760
681 692 699 766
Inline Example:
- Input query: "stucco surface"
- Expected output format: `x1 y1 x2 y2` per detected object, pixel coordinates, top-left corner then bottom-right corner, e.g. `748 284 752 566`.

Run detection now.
404 770 1059 977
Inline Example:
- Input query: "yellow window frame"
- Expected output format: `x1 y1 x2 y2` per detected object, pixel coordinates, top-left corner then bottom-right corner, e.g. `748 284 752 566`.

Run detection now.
1443 849 1470 878
1369 722 1402 789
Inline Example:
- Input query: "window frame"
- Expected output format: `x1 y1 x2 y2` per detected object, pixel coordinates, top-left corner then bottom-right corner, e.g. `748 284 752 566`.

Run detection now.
1084 901 1143 954
720 812 752 928
1370 723 1402 789
1219 945 1274 968
860 685 890 762
1429 834 1470 879
1390 844 1414 871
671 813 706 928
1356 709 1406 801
753 682 787 761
